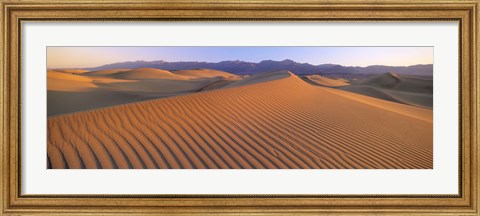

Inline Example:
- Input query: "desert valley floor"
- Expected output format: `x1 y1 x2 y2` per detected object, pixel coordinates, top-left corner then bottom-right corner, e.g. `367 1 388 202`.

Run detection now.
47 68 433 169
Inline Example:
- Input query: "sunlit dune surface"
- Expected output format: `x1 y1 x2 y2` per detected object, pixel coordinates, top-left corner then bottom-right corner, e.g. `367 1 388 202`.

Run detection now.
47 68 241 116
83 69 131 76
51 69 90 74
340 73 433 108
111 68 187 80
48 70 97 91
306 74 350 87
173 69 238 79
48 71 432 169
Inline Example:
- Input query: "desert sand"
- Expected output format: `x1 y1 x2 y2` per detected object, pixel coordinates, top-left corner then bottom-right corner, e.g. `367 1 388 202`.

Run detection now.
111 68 188 80
83 68 131 76
305 74 350 87
47 68 239 116
47 69 432 169
52 69 90 74
339 72 433 108
173 69 239 79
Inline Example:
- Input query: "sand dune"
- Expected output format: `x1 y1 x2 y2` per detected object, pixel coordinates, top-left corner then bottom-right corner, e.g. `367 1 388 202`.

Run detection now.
48 70 98 91
199 76 246 91
51 69 90 74
340 73 433 108
83 69 131 76
384 89 433 108
47 90 154 117
99 77 224 95
358 72 433 93
339 85 406 105
225 70 291 88
48 71 432 169
111 68 187 80
48 68 240 116
173 69 238 79
356 72 400 86
306 75 350 87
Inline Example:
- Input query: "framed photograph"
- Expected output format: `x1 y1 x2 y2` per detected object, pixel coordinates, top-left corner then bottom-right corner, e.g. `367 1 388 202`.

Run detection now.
1 0 478 215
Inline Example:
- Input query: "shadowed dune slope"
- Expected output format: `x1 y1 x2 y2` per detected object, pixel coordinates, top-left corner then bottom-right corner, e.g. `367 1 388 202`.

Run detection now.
48 70 150 116
341 73 433 108
358 72 433 93
357 72 400 87
224 70 291 88
306 75 350 87
100 77 224 95
48 68 239 116
48 71 432 169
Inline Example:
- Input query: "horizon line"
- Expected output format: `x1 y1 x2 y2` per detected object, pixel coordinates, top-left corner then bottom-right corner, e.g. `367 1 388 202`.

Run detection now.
48 59 433 70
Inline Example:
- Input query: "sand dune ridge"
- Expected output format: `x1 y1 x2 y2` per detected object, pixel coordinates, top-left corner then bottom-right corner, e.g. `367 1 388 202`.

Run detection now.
48 71 432 169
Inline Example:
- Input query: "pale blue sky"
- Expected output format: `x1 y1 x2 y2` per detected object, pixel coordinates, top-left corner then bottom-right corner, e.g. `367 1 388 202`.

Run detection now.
47 47 433 69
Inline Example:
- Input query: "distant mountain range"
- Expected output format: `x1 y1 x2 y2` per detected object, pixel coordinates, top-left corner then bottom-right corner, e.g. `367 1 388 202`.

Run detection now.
77 59 433 76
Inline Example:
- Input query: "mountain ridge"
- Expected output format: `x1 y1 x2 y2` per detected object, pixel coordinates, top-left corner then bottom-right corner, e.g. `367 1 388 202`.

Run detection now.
64 59 433 76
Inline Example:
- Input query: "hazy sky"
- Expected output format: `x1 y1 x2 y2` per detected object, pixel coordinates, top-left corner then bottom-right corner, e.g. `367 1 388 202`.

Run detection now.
47 47 433 69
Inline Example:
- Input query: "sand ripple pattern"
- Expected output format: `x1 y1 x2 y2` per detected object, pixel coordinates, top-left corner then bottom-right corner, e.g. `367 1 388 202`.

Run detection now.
48 74 433 169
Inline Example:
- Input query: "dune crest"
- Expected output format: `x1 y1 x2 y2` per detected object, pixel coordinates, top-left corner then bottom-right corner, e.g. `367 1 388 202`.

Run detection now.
48 72 432 169
306 74 350 87
173 69 238 79
358 72 400 88
47 68 243 116
50 69 90 74
48 70 97 91
111 68 186 80
83 69 131 76
224 70 293 88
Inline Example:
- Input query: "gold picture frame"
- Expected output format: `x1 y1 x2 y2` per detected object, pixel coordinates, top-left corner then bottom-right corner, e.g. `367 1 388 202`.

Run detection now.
1 0 478 215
